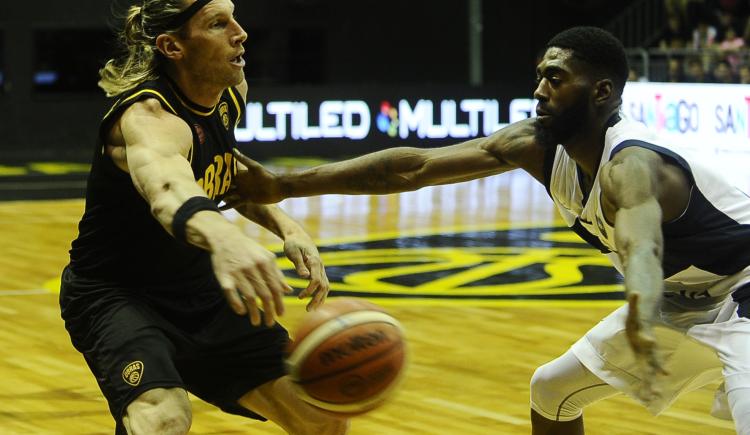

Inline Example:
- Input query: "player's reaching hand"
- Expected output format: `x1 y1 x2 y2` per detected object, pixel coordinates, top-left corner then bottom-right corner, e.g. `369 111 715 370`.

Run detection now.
626 292 669 403
283 233 330 312
211 233 293 327
229 148 286 204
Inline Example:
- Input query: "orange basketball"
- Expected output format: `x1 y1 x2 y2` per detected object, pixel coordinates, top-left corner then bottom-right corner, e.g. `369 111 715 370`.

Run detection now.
286 298 407 416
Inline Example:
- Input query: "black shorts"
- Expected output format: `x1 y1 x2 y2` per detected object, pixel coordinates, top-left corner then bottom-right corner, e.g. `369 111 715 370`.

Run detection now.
59 266 290 431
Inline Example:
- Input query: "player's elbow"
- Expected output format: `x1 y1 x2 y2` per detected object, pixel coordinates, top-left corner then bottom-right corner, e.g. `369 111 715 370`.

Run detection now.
381 150 429 191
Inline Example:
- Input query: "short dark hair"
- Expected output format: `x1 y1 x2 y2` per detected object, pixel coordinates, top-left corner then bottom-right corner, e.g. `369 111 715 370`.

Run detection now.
546 26 629 95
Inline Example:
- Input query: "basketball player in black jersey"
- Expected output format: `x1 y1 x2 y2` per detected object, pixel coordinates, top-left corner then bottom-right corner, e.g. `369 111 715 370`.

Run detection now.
60 1 347 433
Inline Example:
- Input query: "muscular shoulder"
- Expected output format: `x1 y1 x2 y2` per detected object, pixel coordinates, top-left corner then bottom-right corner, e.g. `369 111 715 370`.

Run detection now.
123 98 182 122
600 146 690 220
106 98 193 170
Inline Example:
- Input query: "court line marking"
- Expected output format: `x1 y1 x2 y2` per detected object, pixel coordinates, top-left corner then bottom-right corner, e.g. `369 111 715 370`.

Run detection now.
261 221 570 251
8 283 625 308
0 181 87 190
423 397 528 425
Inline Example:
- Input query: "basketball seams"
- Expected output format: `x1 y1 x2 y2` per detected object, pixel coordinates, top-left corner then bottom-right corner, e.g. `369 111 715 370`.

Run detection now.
286 311 404 378
290 349 408 414
298 340 404 385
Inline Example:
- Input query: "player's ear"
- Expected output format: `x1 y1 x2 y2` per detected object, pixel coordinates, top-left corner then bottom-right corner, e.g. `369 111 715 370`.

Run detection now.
155 34 184 60
593 79 613 106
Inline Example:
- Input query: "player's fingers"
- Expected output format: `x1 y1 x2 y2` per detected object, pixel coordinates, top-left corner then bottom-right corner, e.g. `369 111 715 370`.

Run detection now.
298 265 320 300
309 267 330 310
216 274 245 315
306 285 329 312
626 292 640 321
244 293 261 327
248 273 277 327
270 266 291 311
234 274 262 326
258 262 289 317
287 248 311 279
299 254 325 299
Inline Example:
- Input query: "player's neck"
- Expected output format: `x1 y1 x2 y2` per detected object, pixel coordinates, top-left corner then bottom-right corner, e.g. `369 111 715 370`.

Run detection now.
564 106 620 177
562 119 608 179
165 68 224 108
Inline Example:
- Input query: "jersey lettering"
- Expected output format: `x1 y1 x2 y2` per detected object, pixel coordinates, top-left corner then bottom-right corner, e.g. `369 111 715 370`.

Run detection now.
197 152 235 199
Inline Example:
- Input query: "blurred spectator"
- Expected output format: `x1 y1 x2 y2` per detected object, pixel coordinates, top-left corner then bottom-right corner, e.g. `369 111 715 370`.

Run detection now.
716 26 745 70
659 13 690 49
627 67 648 82
739 64 750 83
693 18 718 48
718 25 746 50
667 57 686 82
685 57 708 81
711 59 736 82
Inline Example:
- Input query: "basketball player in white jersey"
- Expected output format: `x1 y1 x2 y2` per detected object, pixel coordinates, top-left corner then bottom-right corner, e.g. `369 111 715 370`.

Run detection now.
226 26 750 434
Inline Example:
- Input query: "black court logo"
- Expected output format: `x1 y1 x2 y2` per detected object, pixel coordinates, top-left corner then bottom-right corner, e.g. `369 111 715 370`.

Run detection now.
219 102 230 130
277 225 624 302
122 361 144 387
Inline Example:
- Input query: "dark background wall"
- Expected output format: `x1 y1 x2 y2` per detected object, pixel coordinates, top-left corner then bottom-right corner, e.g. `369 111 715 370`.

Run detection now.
0 0 633 162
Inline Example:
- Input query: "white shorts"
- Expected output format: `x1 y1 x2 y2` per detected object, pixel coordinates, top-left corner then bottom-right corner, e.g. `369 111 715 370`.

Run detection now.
572 294 750 415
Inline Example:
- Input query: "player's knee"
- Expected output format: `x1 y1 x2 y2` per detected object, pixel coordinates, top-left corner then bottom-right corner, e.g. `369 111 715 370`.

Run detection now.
530 363 558 413
124 388 192 435
529 361 583 421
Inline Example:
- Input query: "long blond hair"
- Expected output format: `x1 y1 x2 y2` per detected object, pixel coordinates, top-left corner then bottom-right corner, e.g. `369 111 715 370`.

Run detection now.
98 0 189 97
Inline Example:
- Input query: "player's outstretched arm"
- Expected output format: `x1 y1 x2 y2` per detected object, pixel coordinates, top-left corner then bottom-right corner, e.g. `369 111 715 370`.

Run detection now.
114 99 291 327
230 118 538 204
233 202 330 312
601 147 668 400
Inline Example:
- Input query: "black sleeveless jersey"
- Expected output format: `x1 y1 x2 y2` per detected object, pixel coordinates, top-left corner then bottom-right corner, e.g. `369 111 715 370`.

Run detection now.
68 74 244 288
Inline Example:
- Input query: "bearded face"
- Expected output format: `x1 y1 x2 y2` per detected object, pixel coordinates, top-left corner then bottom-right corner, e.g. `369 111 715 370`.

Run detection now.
533 47 596 149
533 90 590 149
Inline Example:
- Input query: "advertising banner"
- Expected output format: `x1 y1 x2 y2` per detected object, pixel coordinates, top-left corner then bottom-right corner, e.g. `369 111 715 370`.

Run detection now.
236 83 750 177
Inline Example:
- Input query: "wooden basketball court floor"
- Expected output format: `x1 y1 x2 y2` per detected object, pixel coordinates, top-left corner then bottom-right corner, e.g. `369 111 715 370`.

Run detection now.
0 170 736 434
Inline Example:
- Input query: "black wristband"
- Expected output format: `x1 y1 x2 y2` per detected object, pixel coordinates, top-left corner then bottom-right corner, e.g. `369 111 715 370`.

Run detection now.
172 196 221 243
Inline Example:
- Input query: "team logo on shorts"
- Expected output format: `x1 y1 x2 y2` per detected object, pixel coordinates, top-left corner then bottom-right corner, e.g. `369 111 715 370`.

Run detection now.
219 102 230 130
122 361 144 387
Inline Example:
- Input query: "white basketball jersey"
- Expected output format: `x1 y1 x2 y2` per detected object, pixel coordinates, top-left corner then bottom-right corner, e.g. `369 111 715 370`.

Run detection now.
546 116 750 324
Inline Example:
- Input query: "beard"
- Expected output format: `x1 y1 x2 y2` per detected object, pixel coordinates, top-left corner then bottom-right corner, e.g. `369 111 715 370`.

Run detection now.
534 95 590 149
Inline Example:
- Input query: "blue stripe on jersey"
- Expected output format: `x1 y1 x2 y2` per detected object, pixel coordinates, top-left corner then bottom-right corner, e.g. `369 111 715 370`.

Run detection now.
611 140 750 278
735 283 750 318
662 187 750 277
610 140 694 183
571 218 611 253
